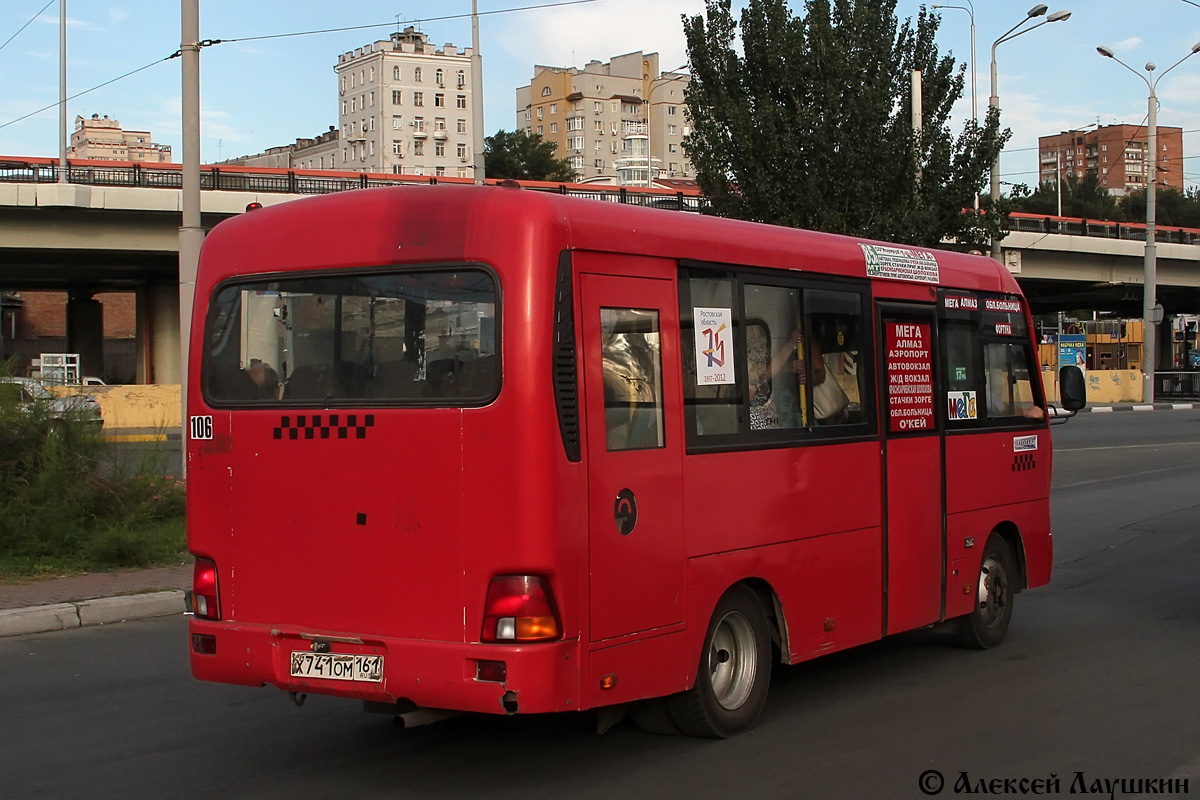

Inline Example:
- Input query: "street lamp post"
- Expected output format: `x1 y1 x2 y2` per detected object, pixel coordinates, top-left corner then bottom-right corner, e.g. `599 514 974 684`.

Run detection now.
989 4 1071 260
645 65 690 188
932 2 976 123
1097 41 1200 403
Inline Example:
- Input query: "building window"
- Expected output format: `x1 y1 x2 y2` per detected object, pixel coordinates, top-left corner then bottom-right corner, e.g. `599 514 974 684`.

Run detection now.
457 142 467 158
537 125 543 135
594 158 604 168
550 103 557 114
392 90 402 105
434 93 444 107
537 107 544 119
457 70 466 89
414 92 424 107
414 140 424 156
611 121 619 135
550 123 558 133
456 95 466 109
668 106 677 116
413 166 425 176
568 136 584 150
369 67 374 82
369 141 375 156
595 101 603 113
393 140 403 155
393 66 400 80
393 115 403 129
457 119 467 133
369 91 375 107
669 143 677 153
595 140 602 150
342 100 348 115
413 117 424 132
435 142 446 157
567 117 583 131
393 165 403 174
542 86 552 96
595 120 603 132
569 155 584 171
669 124 678 135
414 67 422 82
436 69 444 86
435 118 446 131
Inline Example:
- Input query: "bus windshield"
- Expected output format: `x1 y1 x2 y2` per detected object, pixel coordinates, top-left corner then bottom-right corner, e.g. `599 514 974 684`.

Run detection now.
203 268 498 405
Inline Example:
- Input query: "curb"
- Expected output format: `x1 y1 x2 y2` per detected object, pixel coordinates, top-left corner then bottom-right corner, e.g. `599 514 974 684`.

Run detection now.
1083 403 1196 412
0 590 184 637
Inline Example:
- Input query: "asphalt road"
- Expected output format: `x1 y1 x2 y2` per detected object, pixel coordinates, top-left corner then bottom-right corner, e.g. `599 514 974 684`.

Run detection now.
4 412 1199 799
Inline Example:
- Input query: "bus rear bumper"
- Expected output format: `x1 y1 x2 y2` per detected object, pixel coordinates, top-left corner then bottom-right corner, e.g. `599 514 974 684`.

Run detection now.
188 619 579 716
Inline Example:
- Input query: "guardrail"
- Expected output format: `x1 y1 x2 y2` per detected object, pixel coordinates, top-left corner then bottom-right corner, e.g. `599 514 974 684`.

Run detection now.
1007 213 1200 246
0 157 708 212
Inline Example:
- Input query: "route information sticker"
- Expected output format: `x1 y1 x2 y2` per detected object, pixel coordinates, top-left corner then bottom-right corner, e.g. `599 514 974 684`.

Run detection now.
886 322 934 432
862 244 940 284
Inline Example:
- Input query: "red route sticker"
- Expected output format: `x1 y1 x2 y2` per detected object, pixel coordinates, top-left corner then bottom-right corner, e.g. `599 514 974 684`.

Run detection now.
886 322 934 433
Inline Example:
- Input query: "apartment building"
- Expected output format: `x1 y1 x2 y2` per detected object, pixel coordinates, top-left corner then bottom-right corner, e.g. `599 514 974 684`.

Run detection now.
221 127 341 170
67 114 172 162
335 27 477 178
1038 123 1184 196
515 51 693 185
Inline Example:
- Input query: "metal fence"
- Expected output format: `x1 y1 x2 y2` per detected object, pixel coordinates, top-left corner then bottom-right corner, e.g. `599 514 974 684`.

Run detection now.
1154 371 1200 400
1008 214 1200 246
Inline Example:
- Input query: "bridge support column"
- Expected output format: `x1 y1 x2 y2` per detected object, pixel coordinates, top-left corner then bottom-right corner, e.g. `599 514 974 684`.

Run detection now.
66 289 103 380
140 282 180 385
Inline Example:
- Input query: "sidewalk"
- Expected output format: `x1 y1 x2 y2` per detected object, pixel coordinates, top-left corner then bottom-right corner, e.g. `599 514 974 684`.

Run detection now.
0 563 190 637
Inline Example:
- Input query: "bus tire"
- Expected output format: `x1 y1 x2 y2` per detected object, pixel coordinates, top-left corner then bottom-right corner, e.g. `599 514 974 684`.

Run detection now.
666 584 770 738
956 533 1016 650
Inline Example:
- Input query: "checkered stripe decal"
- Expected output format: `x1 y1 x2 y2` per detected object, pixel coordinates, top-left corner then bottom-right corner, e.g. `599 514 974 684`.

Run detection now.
274 414 375 441
1012 453 1037 472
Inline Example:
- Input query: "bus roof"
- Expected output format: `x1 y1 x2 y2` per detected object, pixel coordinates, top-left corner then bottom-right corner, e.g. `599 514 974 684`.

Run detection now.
202 184 1021 297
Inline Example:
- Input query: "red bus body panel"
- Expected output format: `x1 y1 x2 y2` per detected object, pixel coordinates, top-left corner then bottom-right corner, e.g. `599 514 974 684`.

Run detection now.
187 186 1052 716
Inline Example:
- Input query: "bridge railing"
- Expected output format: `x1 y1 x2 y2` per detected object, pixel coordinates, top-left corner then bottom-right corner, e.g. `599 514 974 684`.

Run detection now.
1008 212 1200 245
1155 371 1200 400
0 157 708 212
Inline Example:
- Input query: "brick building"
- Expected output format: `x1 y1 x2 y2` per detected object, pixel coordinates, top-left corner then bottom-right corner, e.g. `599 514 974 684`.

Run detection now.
1038 123 1184 197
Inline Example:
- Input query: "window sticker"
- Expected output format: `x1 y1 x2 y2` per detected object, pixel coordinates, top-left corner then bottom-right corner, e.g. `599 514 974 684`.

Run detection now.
886 321 934 432
955 366 968 381
995 323 1014 336
1014 434 1038 453
985 298 1022 313
947 391 977 421
862 244 940 284
693 307 735 386
943 295 978 310
190 415 214 440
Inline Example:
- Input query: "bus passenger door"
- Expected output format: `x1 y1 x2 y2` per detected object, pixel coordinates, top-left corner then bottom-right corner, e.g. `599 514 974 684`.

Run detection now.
878 304 944 634
580 269 685 643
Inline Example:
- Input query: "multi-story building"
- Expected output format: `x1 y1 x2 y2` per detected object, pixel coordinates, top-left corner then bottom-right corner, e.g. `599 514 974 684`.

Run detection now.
67 114 172 162
515 51 693 185
220 127 341 171
335 27 477 178
1038 123 1183 197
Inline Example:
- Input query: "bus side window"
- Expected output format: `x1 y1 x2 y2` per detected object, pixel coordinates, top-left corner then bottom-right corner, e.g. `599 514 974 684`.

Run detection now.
600 308 665 451
984 343 1040 419
805 290 865 426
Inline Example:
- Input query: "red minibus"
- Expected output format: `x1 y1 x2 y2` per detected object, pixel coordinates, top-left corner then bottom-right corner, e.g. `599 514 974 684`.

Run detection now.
186 185 1075 738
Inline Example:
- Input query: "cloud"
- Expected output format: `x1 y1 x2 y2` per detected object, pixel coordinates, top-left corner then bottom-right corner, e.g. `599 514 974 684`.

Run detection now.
109 9 129 25
493 0 703 76
1111 37 1142 53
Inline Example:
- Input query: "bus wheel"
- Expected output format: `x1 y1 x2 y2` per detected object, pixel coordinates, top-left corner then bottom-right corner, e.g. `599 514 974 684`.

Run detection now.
956 534 1015 650
667 584 770 738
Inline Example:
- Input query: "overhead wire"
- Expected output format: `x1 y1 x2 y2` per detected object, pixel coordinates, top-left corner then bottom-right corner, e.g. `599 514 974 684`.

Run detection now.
0 0 55 55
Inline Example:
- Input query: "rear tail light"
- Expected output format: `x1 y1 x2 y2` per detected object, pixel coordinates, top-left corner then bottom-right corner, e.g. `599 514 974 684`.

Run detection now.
481 575 560 642
188 558 221 620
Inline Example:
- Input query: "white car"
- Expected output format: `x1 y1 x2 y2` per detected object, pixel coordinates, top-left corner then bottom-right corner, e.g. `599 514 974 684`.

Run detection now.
0 376 104 428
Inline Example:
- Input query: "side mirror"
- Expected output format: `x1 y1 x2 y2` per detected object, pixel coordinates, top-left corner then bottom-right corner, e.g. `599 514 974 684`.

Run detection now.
1059 365 1086 412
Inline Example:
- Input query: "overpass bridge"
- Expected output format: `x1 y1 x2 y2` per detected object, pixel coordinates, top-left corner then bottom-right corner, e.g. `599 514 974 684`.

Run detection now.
2 157 1199 382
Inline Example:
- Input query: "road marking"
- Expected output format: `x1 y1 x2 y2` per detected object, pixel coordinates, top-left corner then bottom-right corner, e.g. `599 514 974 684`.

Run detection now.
1058 441 1200 453
1132 405 1155 411
1057 464 1190 489
1089 407 1114 413
1172 403 1195 410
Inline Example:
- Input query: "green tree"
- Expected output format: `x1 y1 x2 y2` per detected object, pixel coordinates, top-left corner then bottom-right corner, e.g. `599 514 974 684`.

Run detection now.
1122 186 1200 228
1011 175 1124 221
682 0 1009 247
484 129 577 182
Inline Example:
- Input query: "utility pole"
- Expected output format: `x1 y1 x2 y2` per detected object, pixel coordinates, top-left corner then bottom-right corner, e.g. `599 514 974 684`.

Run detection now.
471 0 485 184
179 0 204 467
58 0 67 183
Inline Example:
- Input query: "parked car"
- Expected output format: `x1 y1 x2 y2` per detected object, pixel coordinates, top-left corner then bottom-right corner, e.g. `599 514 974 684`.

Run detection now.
0 376 104 428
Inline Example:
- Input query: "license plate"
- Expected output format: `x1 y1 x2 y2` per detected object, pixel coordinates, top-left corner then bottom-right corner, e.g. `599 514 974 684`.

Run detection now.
289 652 384 682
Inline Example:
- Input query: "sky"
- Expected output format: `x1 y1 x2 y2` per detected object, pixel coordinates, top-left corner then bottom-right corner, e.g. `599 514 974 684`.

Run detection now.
2 0 1200 192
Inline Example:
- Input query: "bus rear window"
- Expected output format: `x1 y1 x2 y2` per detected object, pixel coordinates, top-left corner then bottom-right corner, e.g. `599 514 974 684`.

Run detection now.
203 269 498 405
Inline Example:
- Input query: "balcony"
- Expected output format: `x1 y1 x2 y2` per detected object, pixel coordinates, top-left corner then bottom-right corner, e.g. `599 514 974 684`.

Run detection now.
412 130 428 139
433 130 448 140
